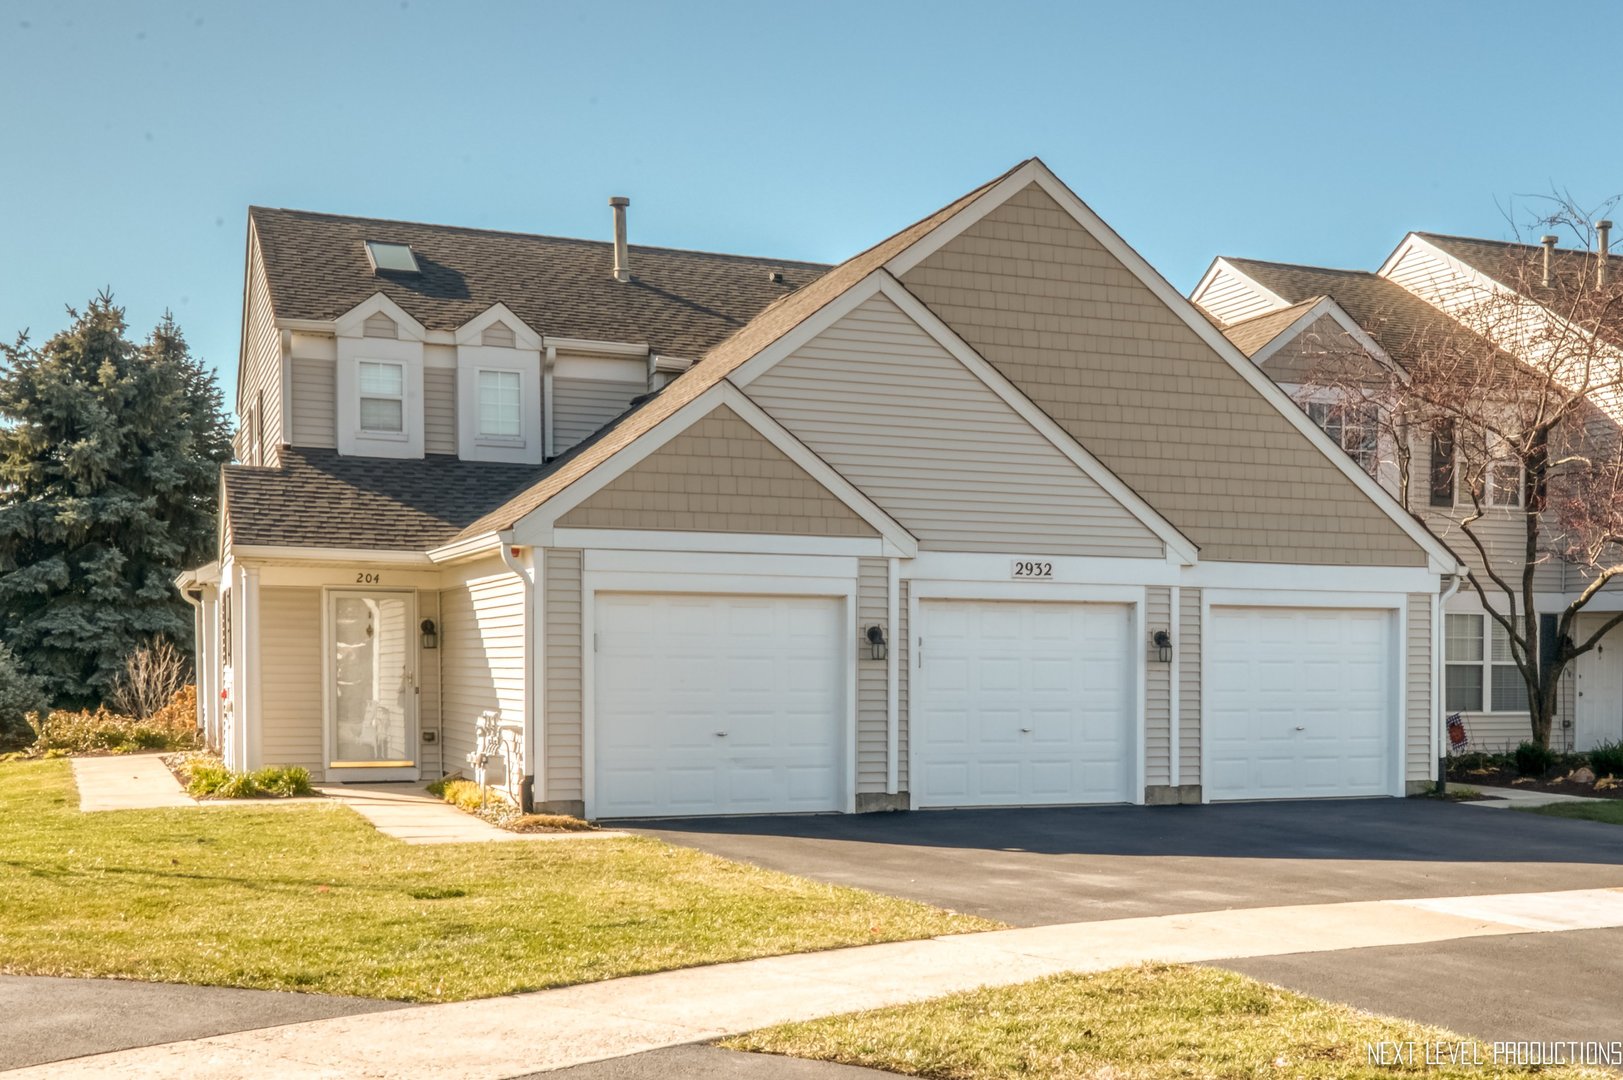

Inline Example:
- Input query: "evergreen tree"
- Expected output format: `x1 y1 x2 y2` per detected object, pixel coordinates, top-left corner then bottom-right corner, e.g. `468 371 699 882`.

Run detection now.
0 293 233 707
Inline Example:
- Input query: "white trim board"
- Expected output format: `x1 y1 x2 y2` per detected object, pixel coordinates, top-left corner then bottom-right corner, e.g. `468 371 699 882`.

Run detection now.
880 158 1462 576
333 292 427 342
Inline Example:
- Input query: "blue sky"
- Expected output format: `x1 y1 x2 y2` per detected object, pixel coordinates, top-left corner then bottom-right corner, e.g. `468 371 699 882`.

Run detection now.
4 0 1620 405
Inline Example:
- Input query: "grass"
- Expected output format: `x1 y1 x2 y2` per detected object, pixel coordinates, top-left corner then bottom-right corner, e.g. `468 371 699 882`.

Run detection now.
0 759 993 1001
1519 801 1623 826
725 964 1606 1079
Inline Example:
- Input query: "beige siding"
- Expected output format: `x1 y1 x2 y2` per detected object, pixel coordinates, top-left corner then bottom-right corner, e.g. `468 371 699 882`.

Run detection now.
898 577 910 793
1406 594 1433 783
544 549 584 803
746 294 1165 557
417 591 441 776
1260 315 1384 386
482 322 516 348
236 230 284 464
902 182 1427 567
259 587 323 776
439 559 526 777
424 368 456 454
559 404 879 537
1178 588 1202 785
290 357 336 448
857 558 888 793
1145 587 1171 787
1195 264 1286 325
363 312 398 339
553 376 645 452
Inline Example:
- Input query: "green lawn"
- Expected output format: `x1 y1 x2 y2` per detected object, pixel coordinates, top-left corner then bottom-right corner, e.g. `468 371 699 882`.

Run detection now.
1518 801 1623 825
0 759 993 1001
726 964 1604 1079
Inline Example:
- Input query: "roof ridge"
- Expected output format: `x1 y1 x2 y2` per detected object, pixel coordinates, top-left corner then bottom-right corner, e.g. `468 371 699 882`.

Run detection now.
247 205 833 268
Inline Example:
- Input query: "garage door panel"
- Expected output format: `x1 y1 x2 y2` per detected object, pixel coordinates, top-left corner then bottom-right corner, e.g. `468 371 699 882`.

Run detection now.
916 600 1133 808
594 593 843 818
1208 607 1393 801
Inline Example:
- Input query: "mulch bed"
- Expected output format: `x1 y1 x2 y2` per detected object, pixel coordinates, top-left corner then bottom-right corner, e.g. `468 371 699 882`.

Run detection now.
1446 766 1623 799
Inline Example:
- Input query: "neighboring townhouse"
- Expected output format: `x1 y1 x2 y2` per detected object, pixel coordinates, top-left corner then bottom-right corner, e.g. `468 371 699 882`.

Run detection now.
174 159 1458 819
1193 236 1623 753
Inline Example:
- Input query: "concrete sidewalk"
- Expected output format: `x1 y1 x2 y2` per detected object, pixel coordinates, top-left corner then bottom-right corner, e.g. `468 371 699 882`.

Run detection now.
17 886 1623 1079
1466 784 1608 809
316 783 626 845
71 755 193 811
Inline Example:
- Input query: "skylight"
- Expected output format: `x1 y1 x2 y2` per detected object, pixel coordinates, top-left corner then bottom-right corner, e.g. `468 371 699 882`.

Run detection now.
364 240 420 274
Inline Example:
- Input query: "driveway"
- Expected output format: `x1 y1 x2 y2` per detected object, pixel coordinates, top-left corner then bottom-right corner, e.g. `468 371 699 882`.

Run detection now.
632 799 1623 926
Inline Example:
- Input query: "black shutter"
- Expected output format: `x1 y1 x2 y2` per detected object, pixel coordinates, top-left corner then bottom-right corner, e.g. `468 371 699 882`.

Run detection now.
1429 420 1456 506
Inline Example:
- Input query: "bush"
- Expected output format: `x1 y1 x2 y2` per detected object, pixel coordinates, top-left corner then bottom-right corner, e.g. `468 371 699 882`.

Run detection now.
1586 740 1623 780
1514 741 1559 777
0 644 48 751
428 777 489 812
26 685 200 756
110 639 190 721
184 759 312 799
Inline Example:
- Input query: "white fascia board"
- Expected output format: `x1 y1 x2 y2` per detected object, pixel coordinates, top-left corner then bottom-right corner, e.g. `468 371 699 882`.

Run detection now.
552 528 890 557
509 379 918 556
333 292 427 341
230 544 435 566
541 336 649 357
276 318 337 333
882 158 1459 574
426 531 505 564
1189 256 1292 315
454 302 542 349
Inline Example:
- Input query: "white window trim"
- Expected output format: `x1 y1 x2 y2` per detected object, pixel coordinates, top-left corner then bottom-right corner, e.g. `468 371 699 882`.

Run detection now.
357 359 408 440
1304 397 1381 477
1454 438 1525 510
1445 611 1529 714
474 366 526 447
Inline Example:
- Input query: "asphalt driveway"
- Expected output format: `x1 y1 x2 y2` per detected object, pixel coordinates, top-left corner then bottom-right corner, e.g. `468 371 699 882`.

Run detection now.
632 799 1623 926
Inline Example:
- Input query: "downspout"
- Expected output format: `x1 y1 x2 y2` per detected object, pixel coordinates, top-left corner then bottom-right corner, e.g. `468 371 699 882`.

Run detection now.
886 556 900 796
1435 572 1463 794
498 534 538 811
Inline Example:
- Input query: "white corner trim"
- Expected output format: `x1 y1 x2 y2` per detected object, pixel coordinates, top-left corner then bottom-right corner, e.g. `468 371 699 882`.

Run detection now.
1189 256 1292 315
509 378 918 557
881 158 1458 573
454 301 543 350
333 292 427 342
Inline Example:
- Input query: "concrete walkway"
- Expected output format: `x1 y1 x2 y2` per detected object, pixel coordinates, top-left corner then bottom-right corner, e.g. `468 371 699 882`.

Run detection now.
18 885 1623 1079
71 755 193 811
1465 784 1608 808
315 783 625 845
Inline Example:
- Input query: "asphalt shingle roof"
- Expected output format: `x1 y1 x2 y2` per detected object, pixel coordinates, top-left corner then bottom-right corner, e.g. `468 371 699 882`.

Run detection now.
1219 297 1324 358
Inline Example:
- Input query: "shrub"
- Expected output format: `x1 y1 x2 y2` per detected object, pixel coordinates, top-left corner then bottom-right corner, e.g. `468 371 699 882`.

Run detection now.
1514 741 1558 777
428 777 489 812
184 759 312 799
0 644 48 751
507 813 595 833
253 766 313 798
26 686 200 756
1586 740 1623 781
110 639 190 721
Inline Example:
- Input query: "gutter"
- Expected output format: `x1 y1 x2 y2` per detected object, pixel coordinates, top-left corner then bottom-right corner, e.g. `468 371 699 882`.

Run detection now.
497 533 539 812
1434 572 1463 794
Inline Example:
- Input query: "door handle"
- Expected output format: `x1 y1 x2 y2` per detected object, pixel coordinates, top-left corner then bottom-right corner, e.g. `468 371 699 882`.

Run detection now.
1020 727 1033 733
715 731 728 737
1295 725 1306 731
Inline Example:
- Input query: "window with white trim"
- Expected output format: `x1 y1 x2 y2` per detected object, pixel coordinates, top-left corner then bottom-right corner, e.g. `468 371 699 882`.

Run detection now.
358 361 405 434
1485 458 1524 508
477 369 522 440
1306 400 1379 475
1445 612 1529 713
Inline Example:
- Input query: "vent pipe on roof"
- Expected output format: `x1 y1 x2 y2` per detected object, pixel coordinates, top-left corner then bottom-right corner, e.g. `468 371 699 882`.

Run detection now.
610 196 630 283
1541 235 1559 288
1598 220 1613 287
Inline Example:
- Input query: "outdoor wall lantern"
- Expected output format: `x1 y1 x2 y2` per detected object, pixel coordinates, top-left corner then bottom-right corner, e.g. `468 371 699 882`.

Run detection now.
420 618 439 650
1152 630 1173 664
865 625 888 661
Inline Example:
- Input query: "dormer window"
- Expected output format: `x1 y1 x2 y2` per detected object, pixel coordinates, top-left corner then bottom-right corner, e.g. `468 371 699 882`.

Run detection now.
358 361 405 433
477 369 522 441
364 240 420 275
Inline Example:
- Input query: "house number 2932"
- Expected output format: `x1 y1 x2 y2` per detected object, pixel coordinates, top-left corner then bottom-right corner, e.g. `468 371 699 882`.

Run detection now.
355 572 382 584
1011 560 1054 579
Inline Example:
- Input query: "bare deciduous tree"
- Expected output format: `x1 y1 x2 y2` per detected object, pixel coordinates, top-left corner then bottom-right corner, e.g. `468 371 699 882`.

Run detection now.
110 638 190 721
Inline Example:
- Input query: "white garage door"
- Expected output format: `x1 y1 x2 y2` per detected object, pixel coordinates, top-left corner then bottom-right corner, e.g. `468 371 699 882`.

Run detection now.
1207 607 1394 801
594 593 844 818
914 600 1133 807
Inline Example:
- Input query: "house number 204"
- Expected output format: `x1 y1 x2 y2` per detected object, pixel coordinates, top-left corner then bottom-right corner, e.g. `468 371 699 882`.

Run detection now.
355 572 382 584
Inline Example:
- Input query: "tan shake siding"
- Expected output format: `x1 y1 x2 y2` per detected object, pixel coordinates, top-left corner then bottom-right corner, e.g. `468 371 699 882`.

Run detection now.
1178 588 1202 785
1406 595 1433 783
857 558 888 793
237 231 284 464
745 294 1165 557
1260 315 1378 385
902 183 1426 566
258 587 323 776
897 577 910 793
424 368 456 455
438 558 526 777
1196 265 1285 325
553 375 646 453
544 549 584 803
290 357 336 448
1144 587 1171 787
558 404 878 537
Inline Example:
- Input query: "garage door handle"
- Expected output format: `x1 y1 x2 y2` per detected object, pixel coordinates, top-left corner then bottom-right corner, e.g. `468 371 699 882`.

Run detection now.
1020 727 1032 733
1295 725 1305 731
715 731 728 737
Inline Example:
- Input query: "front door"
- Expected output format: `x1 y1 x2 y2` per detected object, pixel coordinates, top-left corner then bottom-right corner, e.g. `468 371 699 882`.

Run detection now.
1576 616 1623 751
327 590 418 780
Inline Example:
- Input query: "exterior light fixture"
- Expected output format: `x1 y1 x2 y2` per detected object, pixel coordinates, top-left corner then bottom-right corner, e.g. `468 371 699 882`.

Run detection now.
865 625 888 661
420 618 438 650
1152 630 1173 664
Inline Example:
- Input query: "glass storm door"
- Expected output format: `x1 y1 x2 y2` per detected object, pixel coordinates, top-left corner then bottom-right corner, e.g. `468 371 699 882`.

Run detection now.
329 591 416 773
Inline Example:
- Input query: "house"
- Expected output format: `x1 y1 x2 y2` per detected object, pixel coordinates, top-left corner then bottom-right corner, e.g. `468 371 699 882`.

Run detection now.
174 159 1459 819
1193 234 1623 753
